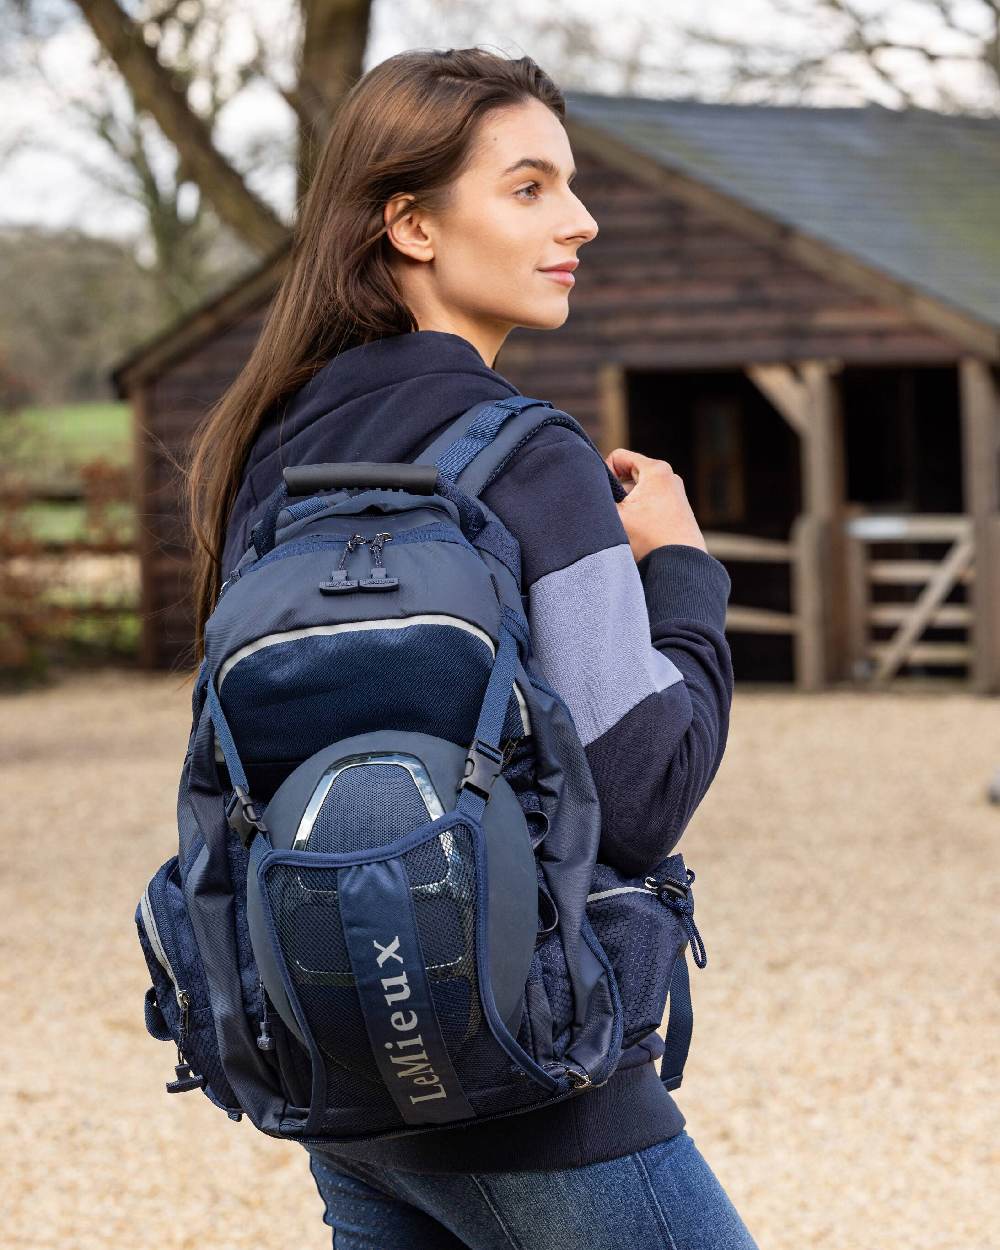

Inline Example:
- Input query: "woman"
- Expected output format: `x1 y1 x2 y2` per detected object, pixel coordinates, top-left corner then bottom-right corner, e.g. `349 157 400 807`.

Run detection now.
187 45 757 1250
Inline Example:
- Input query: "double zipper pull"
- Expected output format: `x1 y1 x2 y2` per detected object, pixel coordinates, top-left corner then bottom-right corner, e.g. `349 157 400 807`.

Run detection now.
319 533 366 594
360 532 398 591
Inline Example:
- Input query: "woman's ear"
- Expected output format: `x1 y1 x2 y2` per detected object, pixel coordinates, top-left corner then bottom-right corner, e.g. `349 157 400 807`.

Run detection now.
383 194 434 263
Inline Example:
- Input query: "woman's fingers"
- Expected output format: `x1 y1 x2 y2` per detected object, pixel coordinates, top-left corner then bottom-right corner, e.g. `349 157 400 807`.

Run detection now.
604 447 706 559
606 448 676 493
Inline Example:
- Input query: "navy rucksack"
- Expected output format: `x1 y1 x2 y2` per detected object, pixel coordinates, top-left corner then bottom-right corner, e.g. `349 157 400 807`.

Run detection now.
135 395 707 1147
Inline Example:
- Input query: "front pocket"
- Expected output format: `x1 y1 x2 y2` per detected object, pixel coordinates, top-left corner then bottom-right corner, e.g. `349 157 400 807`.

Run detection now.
135 855 239 1111
585 855 704 1050
249 810 560 1139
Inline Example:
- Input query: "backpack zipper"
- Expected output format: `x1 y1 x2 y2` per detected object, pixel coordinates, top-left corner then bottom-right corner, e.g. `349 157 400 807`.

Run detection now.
140 885 183 1003
586 878 661 903
318 532 368 593
586 874 692 904
139 884 205 1093
217 522 480 600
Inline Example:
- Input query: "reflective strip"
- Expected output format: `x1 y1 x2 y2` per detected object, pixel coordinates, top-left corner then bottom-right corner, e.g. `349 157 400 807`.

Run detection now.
216 614 532 737
139 885 184 1007
586 885 652 902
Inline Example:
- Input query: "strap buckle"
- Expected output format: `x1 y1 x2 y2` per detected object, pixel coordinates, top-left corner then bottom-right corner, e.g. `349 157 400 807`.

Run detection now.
459 738 504 801
225 784 267 849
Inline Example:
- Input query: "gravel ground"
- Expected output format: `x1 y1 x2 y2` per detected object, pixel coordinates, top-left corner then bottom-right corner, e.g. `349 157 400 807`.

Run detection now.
2 670 997 1250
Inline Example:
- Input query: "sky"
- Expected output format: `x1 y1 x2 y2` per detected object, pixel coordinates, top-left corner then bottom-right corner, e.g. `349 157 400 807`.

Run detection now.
0 0 993 244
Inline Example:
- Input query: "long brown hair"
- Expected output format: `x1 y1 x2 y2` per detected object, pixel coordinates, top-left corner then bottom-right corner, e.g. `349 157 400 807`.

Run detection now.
184 46 565 664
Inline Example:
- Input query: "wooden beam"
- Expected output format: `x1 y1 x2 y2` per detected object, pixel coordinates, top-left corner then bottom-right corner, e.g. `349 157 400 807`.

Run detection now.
869 641 971 666
868 603 971 627
843 503 870 681
596 362 629 457
790 512 826 691
704 532 793 561
959 359 1000 693
725 605 798 634
748 362 848 687
800 361 846 521
566 115 1000 359
745 365 809 436
848 514 976 541
811 362 849 684
868 561 973 585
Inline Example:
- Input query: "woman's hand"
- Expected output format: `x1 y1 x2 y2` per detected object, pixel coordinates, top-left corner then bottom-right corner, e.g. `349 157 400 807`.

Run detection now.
605 448 708 563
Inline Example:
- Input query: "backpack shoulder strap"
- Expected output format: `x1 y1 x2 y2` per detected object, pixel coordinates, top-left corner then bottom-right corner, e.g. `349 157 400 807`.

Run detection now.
414 395 626 503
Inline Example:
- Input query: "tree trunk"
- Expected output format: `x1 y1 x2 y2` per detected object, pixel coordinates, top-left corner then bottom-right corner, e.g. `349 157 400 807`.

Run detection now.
73 0 289 254
296 0 373 201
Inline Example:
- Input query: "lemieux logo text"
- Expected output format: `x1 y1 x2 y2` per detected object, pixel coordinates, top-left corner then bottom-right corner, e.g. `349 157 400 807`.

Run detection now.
373 934 448 1104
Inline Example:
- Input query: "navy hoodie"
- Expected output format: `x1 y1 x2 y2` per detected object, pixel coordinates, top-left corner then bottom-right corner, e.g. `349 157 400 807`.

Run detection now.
222 330 734 1173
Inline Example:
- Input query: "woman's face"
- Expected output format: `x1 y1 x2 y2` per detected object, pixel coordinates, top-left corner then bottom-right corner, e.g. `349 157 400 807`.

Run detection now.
383 97 599 367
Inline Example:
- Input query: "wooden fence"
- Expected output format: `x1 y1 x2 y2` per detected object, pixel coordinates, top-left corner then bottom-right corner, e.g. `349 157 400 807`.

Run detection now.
844 511 974 684
0 469 138 667
706 511 978 688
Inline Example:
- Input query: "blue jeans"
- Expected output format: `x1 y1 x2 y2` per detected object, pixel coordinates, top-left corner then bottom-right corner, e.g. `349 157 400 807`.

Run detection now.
306 1129 760 1249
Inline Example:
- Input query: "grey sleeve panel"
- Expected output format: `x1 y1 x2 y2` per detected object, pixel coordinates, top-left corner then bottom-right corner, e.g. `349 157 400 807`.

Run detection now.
527 543 684 748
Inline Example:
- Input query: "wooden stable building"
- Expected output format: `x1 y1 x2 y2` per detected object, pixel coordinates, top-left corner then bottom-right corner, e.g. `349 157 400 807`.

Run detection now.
112 93 1000 691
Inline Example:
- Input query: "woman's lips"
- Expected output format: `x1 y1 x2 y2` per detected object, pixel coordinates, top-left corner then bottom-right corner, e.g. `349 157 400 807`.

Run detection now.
539 269 575 286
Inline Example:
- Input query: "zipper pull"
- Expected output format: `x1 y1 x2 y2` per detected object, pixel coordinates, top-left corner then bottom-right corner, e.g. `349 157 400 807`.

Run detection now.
166 990 206 1093
319 533 366 594
360 532 398 591
256 976 275 1051
562 1060 592 1090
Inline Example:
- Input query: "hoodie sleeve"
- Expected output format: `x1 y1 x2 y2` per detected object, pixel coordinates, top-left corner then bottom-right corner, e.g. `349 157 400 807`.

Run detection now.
480 423 734 879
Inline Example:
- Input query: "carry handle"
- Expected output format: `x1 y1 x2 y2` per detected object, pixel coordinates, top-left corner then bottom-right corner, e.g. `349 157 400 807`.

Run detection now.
283 462 440 496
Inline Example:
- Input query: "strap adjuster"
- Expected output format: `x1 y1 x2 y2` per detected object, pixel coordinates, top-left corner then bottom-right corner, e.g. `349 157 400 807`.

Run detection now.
459 738 504 801
645 874 690 901
226 784 267 849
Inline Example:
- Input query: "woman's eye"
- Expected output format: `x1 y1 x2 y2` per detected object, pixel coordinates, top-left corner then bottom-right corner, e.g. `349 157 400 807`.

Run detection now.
515 182 541 201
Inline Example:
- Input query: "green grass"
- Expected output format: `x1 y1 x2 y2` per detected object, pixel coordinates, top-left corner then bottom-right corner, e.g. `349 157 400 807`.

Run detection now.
21 500 135 546
2 401 135 546
11 401 132 475
1 401 139 674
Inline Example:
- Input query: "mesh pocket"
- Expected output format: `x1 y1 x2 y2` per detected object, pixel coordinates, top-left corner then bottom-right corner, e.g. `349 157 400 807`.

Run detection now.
584 858 691 1049
254 812 557 1137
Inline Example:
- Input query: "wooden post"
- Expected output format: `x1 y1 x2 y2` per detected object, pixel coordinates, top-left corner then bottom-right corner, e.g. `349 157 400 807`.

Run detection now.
597 363 629 458
746 359 846 687
800 361 848 684
790 512 825 690
842 503 870 682
130 382 158 670
959 359 1000 693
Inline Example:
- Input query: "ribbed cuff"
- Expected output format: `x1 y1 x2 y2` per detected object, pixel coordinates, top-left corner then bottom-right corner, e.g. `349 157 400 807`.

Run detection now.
637 544 731 634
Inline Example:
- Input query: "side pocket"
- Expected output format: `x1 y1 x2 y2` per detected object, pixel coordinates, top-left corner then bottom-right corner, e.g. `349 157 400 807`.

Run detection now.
584 854 705 1050
135 854 240 1112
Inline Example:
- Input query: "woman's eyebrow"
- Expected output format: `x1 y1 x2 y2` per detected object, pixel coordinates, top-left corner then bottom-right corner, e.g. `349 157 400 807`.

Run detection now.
500 157 577 182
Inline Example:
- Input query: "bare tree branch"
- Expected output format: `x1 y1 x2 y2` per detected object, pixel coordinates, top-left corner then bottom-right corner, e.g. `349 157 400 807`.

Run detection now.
677 0 999 112
72 0 289 252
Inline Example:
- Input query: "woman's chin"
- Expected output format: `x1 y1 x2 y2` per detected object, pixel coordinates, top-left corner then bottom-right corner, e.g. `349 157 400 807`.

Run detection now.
517 301 571 331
